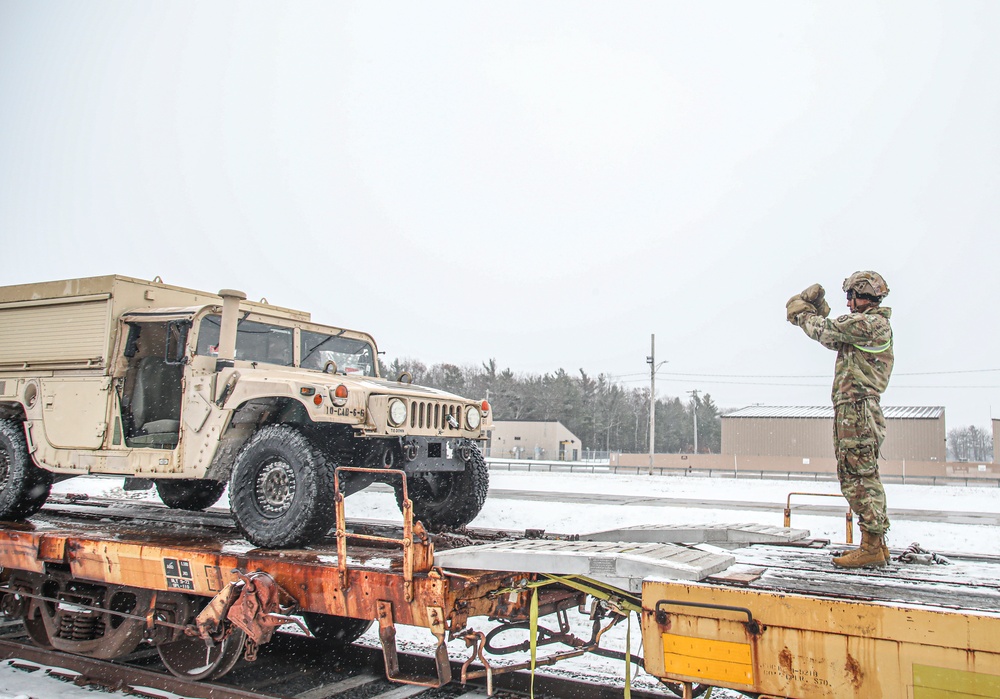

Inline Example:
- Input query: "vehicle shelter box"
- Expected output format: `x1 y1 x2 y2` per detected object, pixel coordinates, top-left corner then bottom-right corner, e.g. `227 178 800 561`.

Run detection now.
720 405 946 462
0 275 305 374
488 420 582 460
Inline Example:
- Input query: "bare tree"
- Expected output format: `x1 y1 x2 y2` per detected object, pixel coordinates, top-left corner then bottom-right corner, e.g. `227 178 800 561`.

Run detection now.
947 425 994 462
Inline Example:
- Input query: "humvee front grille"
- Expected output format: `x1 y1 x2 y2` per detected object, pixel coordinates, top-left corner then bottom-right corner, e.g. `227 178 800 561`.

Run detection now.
410 401 464 431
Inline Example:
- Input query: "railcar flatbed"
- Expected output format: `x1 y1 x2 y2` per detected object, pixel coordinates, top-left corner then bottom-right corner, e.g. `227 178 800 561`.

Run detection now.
2 497 1000 698
0 497 534 626
709 541 1000 612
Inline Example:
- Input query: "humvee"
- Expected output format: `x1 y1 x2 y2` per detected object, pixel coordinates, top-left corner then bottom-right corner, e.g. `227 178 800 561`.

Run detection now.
0 275 491 547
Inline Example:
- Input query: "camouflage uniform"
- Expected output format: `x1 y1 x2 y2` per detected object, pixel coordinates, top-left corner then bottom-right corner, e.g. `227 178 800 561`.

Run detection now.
793 306 894 535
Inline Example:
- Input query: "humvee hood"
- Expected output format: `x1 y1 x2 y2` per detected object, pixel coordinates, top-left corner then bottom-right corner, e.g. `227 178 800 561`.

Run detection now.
235 367 473 402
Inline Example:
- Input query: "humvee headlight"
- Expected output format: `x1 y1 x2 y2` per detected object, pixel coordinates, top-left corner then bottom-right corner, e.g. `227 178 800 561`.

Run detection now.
388 398 407 427
465 405 482 430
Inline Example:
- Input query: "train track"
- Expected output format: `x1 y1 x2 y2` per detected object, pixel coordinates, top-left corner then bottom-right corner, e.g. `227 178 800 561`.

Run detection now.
0 621 678 699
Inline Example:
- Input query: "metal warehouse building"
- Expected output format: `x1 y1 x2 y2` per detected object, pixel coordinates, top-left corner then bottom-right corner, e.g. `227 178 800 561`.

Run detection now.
487 420 582 461
721 406 946 462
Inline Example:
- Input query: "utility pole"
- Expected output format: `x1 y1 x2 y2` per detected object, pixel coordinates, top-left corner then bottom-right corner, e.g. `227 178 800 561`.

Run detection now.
648 335 655 476
647 334 667 475
689 389 700 455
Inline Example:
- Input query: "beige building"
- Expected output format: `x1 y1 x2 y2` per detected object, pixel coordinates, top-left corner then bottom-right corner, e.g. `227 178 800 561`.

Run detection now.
488 420 582 461
994 419 999 463
721 406 946 462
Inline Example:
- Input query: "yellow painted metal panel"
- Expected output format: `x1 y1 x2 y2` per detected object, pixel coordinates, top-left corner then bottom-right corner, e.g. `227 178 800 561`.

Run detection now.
664 652 754 685
913 664 1000 698
643 579 1000 698
664 632 753 663
914 690 995 699
662 632 754 684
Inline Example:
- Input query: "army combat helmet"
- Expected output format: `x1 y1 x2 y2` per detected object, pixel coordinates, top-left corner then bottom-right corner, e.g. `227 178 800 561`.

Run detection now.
843 270 889 300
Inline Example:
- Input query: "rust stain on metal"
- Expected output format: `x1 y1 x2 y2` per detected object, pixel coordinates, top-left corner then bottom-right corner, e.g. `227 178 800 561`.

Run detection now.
778 647 793 675
36 534 67 563
224 571 307 648
0 515 531 641
844 653 864 689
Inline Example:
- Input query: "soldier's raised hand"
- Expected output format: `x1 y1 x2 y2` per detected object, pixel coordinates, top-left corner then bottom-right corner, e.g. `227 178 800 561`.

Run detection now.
800 283 830 318
786 295 816 324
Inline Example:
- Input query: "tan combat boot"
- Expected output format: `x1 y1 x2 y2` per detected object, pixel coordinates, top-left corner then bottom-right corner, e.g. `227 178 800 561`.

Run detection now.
833 530 887 569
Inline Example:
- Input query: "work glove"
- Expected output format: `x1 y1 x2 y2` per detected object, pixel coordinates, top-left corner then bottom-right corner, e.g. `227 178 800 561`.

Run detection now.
786 295 816 324
799 283 830 318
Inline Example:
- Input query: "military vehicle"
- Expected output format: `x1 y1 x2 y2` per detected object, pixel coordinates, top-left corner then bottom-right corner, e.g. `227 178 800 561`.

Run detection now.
0 275 491 547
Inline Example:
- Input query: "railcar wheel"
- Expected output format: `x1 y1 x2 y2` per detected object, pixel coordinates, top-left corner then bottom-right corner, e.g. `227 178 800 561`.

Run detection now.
0 419 52 520
158 627 246 681
229 425 337 548
302 612 373 649
395 443 489 530
155 479 226 511
16 578 150 659
22 607 54 650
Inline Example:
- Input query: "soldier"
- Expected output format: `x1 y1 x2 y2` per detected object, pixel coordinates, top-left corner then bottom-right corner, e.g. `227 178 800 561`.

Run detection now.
786 272 894 568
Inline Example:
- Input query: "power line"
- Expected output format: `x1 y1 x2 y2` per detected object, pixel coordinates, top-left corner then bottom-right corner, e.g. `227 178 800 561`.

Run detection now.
607 368 1000 382
657 368 1000 379
894 369 1000 376
878 385 1000 390
613 376 1000 389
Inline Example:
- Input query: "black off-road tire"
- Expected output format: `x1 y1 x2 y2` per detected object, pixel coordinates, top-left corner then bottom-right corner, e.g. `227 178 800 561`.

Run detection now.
0 419 52 520
228 424 336 548
155 479 227 511
302 612 373 649
395 444 489 530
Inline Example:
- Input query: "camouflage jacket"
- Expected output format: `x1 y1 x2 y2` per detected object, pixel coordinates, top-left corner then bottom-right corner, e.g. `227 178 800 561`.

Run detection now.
795 306 894 406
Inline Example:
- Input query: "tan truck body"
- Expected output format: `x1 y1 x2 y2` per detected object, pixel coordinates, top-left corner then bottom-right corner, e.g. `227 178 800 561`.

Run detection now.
0 275 491 546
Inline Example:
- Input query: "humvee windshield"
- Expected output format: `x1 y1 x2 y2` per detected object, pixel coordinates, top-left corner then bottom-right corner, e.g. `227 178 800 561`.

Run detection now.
300 330 376 377
195 315 375 375
196 315 294 367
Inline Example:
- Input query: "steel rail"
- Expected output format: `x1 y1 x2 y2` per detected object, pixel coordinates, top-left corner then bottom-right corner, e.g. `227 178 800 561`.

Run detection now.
0 632 679 699
0 638 270 699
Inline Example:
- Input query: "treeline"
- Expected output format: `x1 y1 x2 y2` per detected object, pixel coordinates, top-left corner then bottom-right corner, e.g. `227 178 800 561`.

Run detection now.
382 357 722 454
947 425 994 462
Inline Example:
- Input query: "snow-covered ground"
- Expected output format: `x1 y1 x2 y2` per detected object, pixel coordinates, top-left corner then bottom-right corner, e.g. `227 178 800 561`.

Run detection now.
486 471 1000 555
2 471 997 698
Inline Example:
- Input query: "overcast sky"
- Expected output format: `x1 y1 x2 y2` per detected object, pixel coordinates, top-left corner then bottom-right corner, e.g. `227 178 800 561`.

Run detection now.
1 2 998 428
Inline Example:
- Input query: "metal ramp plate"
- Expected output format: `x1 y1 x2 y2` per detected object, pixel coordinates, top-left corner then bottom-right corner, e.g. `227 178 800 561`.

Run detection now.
434 540 735 591
578 522 811 547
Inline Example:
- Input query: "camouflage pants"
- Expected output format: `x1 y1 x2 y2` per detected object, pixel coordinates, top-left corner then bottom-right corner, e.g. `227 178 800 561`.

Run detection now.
834 398 890 535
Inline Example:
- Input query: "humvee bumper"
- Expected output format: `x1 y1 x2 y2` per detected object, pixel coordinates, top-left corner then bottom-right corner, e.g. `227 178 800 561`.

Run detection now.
400 437 479 473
